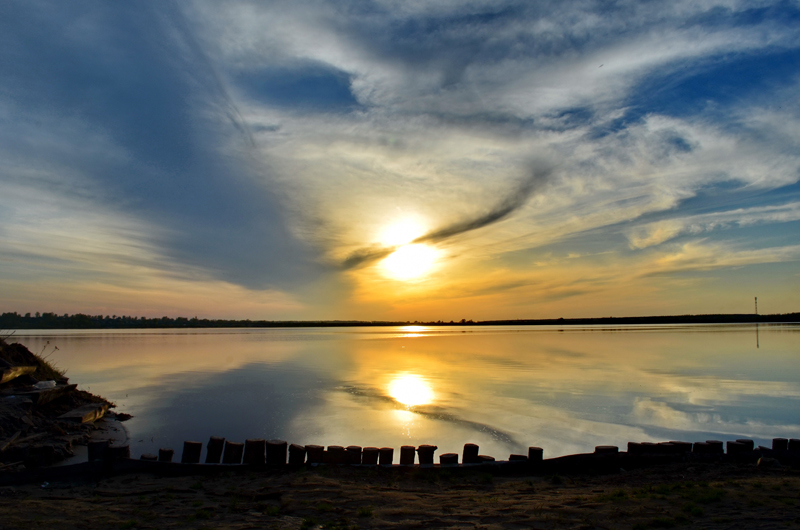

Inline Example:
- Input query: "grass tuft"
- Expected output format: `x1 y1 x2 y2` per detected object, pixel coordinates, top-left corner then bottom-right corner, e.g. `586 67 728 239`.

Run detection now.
597 488 628 502
0 336 67 381
695 488 726 504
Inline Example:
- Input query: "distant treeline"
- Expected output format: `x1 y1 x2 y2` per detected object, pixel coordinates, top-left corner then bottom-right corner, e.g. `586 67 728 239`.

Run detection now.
0 311 798 330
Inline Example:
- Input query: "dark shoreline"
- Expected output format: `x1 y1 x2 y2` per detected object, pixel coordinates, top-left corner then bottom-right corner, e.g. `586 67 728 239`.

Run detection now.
3 458 799 530
1 311 799 329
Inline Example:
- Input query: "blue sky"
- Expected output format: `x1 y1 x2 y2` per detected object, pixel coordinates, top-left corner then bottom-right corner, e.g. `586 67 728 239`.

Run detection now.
0 0 798 320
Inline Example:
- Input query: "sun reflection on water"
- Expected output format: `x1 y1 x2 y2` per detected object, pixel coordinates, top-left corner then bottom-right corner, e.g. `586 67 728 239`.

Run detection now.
388 373 434 407
397 325 427 337
393 409 417 438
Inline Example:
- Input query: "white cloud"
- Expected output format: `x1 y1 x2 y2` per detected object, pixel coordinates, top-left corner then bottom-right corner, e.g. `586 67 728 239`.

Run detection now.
640 241 800 276
628 203 800 249
200 0 800 118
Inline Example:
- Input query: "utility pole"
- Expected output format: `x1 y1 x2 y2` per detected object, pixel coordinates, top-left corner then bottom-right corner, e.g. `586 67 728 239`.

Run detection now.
755 296 760 349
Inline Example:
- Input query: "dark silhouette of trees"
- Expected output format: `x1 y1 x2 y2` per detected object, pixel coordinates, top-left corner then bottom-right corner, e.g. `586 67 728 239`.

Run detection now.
0 311 797 330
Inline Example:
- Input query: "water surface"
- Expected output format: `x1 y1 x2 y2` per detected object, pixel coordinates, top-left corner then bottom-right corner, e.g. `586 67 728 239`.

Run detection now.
12 324 799 461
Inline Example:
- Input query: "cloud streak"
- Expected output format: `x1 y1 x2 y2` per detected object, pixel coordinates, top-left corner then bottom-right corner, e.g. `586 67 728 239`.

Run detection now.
416 166 552 244
341 165 552 269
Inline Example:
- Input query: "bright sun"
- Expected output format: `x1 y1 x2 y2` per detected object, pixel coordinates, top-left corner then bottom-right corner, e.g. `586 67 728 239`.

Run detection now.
379 219 425 246
382 244 437 280
377 219 439 280
388 374 434 407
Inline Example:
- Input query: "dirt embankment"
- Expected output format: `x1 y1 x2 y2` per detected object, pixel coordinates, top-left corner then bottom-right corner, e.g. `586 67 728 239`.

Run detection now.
0 337 116 469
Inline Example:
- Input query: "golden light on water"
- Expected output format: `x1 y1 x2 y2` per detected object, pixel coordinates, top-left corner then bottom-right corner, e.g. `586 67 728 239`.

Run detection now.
382 243 438 280
399 325 426 337
388 374 434 407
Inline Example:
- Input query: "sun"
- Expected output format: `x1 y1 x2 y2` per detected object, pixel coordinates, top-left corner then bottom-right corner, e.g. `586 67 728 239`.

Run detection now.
381 244 437 280
376 218 439 280
378 219 425 247
388 374 434 407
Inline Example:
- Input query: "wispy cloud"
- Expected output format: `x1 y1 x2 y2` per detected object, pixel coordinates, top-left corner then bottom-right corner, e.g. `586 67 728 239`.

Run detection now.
640 241 800 277
628 203 800 249
0 2 318 293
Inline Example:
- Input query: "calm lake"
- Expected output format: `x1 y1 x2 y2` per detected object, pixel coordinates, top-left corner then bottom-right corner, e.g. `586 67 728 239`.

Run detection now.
11 324 800 461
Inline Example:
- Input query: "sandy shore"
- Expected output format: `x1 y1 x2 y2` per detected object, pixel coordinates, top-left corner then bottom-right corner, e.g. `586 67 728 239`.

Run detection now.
1 461 798 529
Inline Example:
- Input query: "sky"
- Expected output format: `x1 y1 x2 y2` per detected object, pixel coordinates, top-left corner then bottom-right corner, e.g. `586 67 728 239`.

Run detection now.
1 0 799 321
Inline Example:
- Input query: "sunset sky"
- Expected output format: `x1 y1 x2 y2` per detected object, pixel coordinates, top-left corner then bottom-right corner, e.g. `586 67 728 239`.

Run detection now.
1 0 799 321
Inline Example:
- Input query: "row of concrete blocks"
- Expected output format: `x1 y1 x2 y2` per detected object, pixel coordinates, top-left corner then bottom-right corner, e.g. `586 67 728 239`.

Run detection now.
626 437 800 456
136 439 547 466
107 437 800 466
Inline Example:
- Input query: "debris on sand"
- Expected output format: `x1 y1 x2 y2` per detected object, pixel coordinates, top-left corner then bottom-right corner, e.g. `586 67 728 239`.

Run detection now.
0 336 129 470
